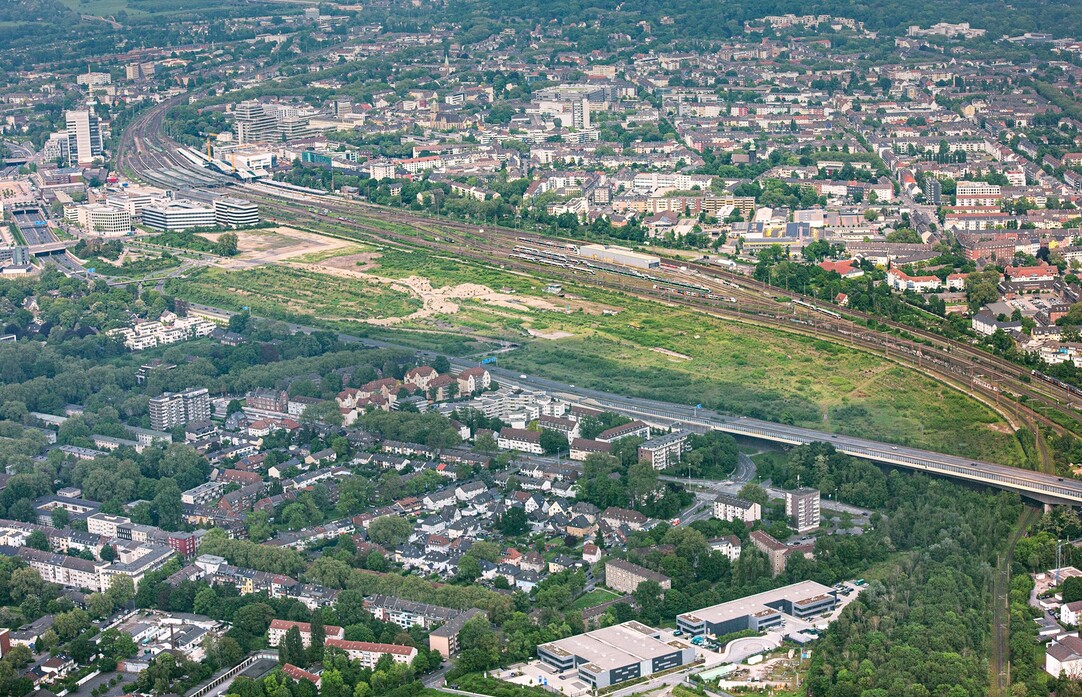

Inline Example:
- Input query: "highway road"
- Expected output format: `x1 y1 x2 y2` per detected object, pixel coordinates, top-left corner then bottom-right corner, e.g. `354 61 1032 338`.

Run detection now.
468 365 1082 506
173 298 1082 506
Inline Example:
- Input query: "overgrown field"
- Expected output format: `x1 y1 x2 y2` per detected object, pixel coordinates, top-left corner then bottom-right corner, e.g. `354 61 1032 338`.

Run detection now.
170 243 1026 465
164 266 420 323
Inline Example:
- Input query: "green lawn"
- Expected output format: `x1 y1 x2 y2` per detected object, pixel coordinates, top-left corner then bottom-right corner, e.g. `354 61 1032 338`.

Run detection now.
569 588 621 611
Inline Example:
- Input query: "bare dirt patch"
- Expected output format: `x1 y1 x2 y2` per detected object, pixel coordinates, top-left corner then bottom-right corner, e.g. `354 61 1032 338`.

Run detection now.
650 346 692 360
294 258 570 327
217 227 354 266
527 328 576 340
322 252 383 273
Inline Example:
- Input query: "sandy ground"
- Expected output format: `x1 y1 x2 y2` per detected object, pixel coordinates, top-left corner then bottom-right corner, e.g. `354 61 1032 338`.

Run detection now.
651 346 692 360
210 227 354 266
211 231 618 329
299 257 567 326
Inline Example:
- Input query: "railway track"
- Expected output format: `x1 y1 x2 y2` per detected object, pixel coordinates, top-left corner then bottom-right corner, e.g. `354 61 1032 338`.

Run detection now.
116 100 1082 442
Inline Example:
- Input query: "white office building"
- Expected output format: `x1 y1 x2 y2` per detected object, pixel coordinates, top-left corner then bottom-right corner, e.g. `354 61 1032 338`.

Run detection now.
65 110 103 166
76 205 132 236
141 199 216 232
213 197 260 227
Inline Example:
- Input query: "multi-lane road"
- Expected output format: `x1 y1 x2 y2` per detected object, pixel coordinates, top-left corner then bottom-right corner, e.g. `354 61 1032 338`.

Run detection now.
477 364 1082 505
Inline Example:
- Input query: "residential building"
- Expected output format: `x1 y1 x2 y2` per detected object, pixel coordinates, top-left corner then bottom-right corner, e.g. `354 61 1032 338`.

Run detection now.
785 488 820 533
750 530 789 577
713 494 761 523
267 619 345 648
497 428 543 454
149 388 211 431
637 431 690 470
428 607 485 658
1046 635 1082 679
364 595 460 630
596 421 651 443
604 559 671 594
324 639 417 668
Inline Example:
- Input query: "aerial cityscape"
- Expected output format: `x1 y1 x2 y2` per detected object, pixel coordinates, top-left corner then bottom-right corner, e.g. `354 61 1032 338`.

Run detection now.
5 0 1082 695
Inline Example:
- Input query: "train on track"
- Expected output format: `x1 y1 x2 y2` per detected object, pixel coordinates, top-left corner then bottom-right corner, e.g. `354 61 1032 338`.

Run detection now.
1032 370 1082 398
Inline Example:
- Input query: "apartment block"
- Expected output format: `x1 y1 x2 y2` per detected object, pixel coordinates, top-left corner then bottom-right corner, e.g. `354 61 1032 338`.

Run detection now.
604 559 671 594
785 488 820 533
149 388 211 431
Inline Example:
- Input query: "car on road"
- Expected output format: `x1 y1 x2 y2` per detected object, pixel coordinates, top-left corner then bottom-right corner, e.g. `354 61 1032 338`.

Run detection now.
519 374 528 379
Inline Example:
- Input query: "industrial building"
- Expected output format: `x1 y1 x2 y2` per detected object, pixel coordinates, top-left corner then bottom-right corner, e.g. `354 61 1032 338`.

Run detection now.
676 580 838 637
537 621 694 689
577 244 660 269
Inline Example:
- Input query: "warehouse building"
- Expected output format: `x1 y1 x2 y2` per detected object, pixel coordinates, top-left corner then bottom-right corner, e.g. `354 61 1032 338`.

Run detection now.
676 580 837 637
537 621 694 689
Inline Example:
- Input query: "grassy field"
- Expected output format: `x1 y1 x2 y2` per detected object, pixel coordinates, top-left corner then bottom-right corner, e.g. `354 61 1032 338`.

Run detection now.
177 231 1027 466
59 0 143 16
569 588 621 611
164 266 420 323
365 248 541 292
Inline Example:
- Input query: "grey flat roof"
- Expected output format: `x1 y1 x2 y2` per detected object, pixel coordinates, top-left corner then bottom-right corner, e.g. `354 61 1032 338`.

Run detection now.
539 621 687 673
678 580 835 626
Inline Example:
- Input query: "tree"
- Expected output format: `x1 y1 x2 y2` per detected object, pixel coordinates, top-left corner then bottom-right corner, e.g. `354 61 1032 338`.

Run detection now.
627 461 659 507
738 482 769 507
367 516 412 547
633 580 664 625
153 479 183 530
100 544 116 561
307 611 325 664
457 555 481 582
539 429 567 455
279 625 303 666
214 232 239 257
1063 576 1082 605
25 529 49 551
107 574 135 609
498 507 529 536
51 507 70 528
87 592 115 619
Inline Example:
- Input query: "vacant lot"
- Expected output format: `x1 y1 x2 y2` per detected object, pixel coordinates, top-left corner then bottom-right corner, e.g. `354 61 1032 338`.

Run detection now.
192 233 1025 465
164 266 420 323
